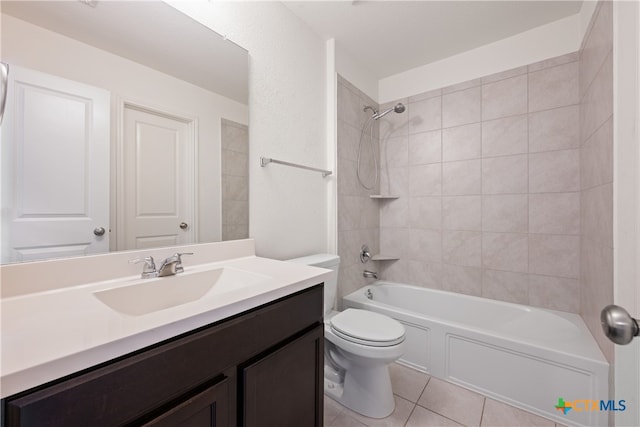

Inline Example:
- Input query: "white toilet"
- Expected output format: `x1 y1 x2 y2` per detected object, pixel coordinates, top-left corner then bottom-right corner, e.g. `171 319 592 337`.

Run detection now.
288 254 405 419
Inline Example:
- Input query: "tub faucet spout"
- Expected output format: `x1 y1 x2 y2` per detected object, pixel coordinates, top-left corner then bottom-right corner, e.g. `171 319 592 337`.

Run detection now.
363 270 378 279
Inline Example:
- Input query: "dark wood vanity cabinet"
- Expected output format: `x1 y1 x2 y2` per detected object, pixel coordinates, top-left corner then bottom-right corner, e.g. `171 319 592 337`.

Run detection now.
3 285 324 427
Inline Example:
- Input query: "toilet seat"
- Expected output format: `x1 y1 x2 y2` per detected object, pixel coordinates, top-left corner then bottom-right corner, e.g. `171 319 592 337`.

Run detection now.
329 309 405 347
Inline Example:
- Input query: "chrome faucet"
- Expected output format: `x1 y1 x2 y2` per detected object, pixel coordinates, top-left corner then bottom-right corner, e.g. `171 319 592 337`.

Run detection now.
129 252 193 278
129 256 158 279
157 252 193 277
363 270 378 279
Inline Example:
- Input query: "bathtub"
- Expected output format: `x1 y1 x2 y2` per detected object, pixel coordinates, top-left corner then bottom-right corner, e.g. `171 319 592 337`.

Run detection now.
343 282 609 427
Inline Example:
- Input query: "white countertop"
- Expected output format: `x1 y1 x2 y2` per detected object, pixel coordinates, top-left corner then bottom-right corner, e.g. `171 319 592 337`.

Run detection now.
0 252 331 398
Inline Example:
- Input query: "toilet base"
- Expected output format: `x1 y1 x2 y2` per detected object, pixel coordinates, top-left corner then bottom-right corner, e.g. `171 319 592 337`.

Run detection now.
323 363 395 419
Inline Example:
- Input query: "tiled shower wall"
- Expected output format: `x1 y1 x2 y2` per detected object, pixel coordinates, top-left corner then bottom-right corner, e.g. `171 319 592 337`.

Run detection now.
336 2 614 362
221 119 249 241
579 1 614 362
376 52 582 313
336 76 381 305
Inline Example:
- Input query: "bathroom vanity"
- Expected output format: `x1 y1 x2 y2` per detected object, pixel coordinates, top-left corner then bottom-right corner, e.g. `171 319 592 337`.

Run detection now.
1 240 329 426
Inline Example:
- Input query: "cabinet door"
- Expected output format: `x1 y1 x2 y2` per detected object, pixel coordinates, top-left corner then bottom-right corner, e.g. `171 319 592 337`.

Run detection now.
241 325 323 427
142 377 230 427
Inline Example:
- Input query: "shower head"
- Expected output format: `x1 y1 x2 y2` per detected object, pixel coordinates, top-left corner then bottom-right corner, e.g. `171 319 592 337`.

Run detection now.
373 103 405 120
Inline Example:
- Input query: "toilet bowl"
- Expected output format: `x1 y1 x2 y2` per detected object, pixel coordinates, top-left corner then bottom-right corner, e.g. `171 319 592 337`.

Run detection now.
287 254 405 419
324 308 405 418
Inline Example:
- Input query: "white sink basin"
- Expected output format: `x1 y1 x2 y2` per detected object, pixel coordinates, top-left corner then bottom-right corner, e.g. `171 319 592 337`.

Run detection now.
93 267 270 316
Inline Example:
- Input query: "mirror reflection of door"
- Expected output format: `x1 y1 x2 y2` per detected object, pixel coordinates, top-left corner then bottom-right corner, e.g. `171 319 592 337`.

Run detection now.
1 1 249 263
1 66 109 263
119 105 195 250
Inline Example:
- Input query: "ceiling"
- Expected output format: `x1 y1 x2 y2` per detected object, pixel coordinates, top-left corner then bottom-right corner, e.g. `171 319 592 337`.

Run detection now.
283 1 583 79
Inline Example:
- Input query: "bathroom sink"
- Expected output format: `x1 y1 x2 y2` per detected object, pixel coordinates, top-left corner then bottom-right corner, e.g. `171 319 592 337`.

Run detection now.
93 267 270 316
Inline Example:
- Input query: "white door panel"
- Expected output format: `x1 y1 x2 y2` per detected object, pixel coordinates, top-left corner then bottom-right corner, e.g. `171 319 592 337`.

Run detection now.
119 105 194 250
1 66 110 263
613 2 640 425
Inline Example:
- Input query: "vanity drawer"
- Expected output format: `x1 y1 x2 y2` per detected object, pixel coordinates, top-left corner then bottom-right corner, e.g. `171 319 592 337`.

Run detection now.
4 284 323 427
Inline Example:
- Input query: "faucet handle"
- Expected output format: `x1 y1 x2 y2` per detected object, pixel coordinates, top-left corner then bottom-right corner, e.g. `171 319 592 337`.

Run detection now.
174 252 193 273
129 256 157 278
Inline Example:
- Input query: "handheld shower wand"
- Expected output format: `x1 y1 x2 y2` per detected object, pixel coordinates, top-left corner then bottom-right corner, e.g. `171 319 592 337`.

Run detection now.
355 102 406 190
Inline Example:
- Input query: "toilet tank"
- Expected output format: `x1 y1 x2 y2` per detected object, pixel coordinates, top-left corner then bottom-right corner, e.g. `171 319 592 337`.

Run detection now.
286 254 340 316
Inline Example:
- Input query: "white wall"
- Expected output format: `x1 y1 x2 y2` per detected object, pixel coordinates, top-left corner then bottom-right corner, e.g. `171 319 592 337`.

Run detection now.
1 14 248 246
379 14 582 103
170 1 329 259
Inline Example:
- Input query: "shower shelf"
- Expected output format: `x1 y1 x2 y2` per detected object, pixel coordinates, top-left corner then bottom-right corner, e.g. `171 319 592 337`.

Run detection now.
369 195 399 199
371 254 400 261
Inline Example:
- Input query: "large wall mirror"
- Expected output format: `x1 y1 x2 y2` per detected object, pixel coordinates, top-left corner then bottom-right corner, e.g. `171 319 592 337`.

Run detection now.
0 1 249 264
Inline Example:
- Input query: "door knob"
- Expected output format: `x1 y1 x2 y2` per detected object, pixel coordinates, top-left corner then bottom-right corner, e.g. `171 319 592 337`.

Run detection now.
601 305 640 345
179 222 188 230
93 227 106 236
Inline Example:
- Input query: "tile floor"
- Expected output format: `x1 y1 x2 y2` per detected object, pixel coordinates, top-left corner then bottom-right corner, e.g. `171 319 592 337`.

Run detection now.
324 363 567 427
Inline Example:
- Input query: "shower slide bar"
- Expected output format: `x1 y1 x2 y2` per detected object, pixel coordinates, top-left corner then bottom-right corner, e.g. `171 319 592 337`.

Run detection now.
260 156 333 177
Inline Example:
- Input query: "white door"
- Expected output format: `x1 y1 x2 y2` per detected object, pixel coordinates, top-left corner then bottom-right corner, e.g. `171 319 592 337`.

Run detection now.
1 66 110 263
613 2 640 426
118 105 194 250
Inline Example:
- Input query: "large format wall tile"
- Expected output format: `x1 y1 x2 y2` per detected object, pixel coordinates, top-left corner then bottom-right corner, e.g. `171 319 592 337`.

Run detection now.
409 164 442 196
528 61 579 112
442 230 482 268
337 76 381 302
529 234 580 279
442 264 483 297
443 160 481 195
482 75 527 121
482 232 529 273
409 196 442 229
529 150 580 193
529 274 580 313
529 192 580 235
409 130 442 165
581 118 613 189
442 123 481 162
481 114 528 157
339 40 611 321
442 86 481 127
482 270 529 305
366 53 586 313
482 155 528 194
528 105 579 153
338 42 612 318
579 2 613 361
482 194 528 233
443 196 482 231
409 96 442 134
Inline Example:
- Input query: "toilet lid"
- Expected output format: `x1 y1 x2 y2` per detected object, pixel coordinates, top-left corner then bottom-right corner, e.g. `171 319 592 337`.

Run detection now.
330 309 405 347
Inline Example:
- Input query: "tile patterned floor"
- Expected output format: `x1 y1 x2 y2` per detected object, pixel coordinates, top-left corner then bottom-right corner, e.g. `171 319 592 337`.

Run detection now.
324 363 567 427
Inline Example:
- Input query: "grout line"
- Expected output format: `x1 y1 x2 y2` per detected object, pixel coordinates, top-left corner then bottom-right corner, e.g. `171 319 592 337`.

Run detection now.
402 403 417 427
579 45 613 107
480 79 485 297
526 65 531 306
581 112 614 148
479 396 487 427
